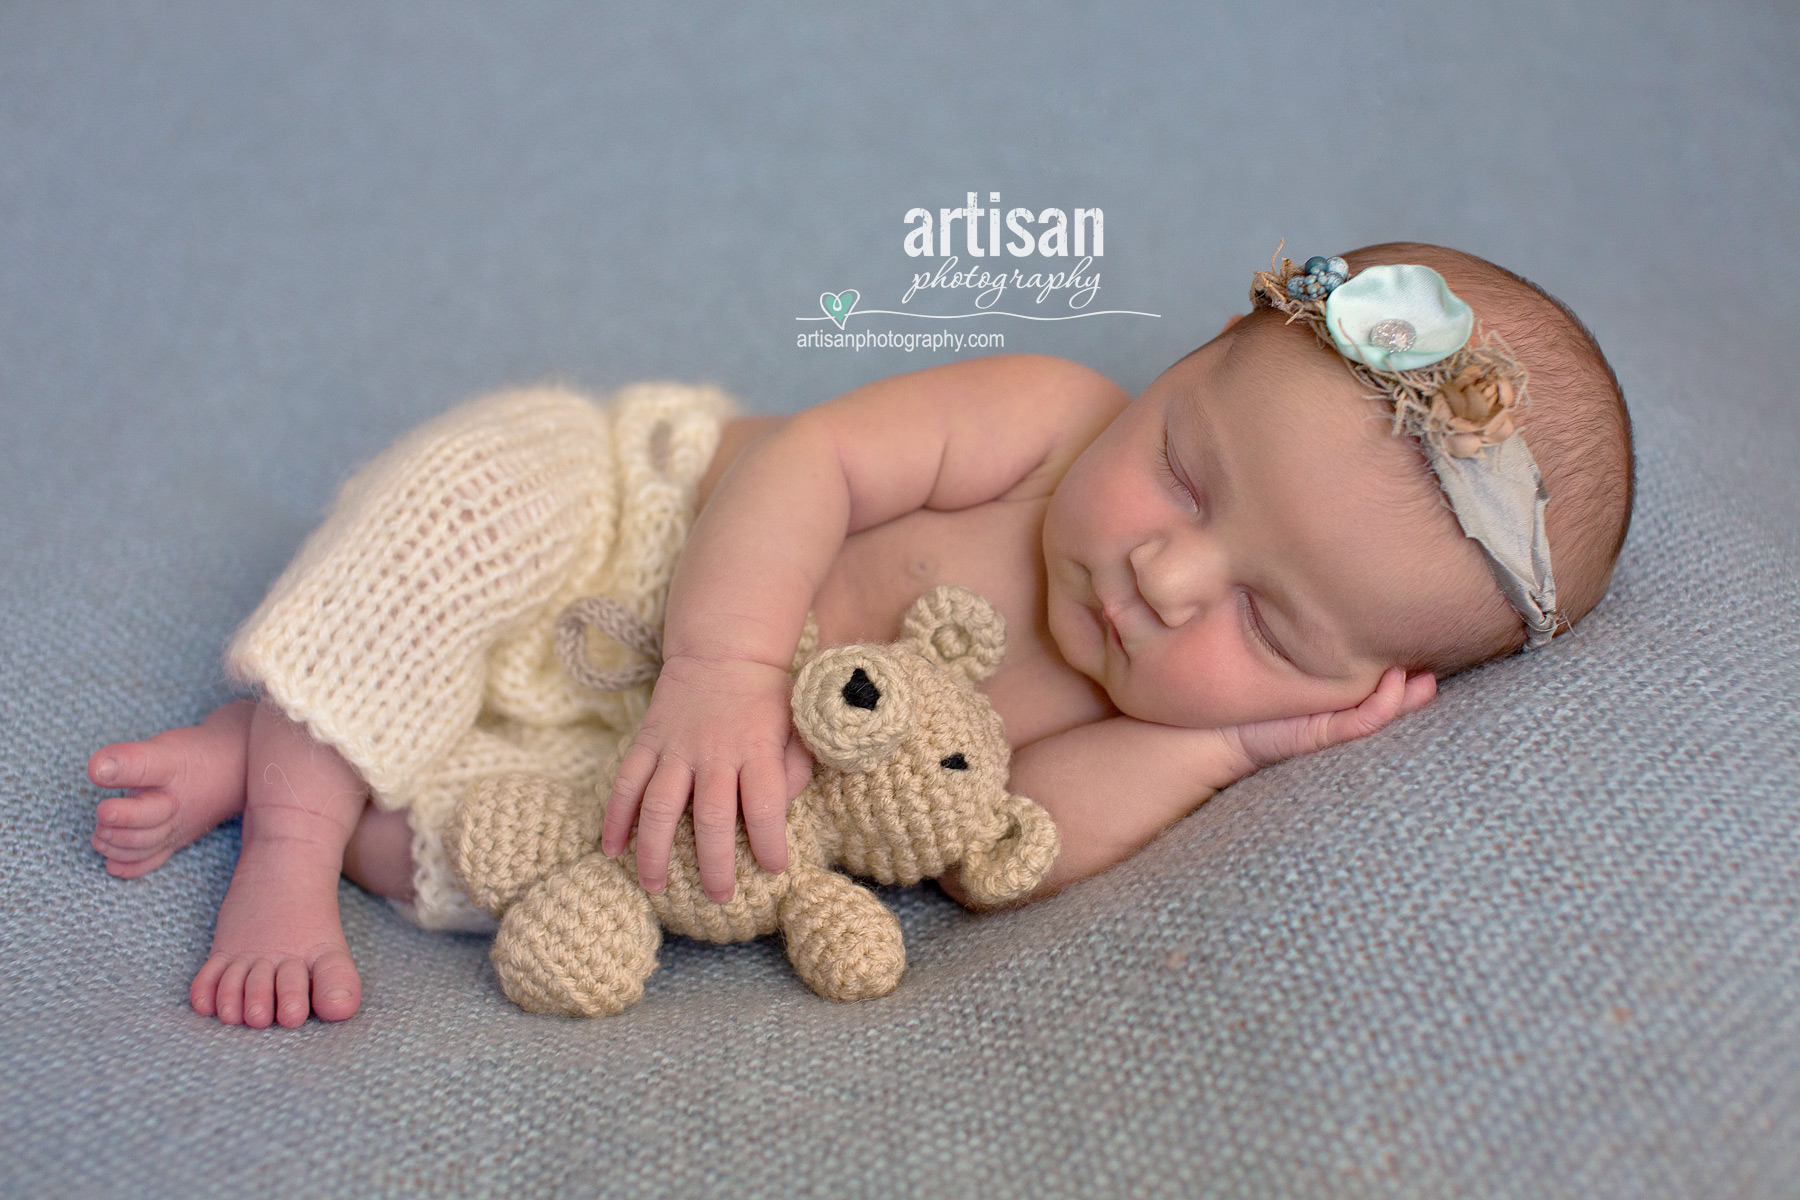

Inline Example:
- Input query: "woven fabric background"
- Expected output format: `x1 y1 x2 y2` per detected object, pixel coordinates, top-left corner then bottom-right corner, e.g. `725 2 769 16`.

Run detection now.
3 3 1796 1197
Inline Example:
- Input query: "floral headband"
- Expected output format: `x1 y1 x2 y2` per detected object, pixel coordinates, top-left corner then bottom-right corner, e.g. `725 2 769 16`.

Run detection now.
1250 249 1563 650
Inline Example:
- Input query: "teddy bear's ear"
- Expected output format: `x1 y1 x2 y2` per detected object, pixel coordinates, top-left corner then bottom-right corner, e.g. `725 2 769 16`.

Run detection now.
899 585 1006 686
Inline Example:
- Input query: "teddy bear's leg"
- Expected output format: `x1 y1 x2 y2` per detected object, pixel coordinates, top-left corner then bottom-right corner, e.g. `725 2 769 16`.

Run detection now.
445 773 601 918
490 853 661 1017
775 869 905 1002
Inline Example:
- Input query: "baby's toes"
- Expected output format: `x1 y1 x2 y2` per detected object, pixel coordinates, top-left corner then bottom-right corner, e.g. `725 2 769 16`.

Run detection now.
189 955 227 1017
211 957 253 1025
102 850 175 880
92 822 172 855
275 959 311 1028
92 795 177 869
310 949 361 1023
95 792 178 831
190 954 238 1021
89 741 177 790
242 960 278 1029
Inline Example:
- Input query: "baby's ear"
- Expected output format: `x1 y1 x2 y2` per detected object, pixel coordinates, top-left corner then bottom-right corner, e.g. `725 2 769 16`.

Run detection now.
899 586 1006 687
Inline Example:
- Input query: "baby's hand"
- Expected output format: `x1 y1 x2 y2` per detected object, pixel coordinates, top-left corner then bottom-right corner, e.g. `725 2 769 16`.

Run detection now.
601 653 810 904
1208 667 1437 790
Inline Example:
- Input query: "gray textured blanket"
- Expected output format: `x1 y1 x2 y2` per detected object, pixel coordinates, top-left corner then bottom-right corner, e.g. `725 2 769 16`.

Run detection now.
3 3 1796 1196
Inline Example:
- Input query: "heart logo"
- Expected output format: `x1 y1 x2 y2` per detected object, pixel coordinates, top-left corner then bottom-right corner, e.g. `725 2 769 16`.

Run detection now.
819 290 859 329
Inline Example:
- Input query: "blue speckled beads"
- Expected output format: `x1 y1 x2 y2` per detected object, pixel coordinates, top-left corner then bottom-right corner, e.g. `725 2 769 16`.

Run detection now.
1286 255 1350 300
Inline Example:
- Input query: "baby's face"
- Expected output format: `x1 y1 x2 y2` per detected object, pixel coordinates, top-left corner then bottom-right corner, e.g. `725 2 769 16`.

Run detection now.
1042 317 1492 730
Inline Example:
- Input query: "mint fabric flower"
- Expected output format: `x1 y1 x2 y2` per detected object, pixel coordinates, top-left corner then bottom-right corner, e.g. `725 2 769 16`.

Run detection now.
1323 264 1475 371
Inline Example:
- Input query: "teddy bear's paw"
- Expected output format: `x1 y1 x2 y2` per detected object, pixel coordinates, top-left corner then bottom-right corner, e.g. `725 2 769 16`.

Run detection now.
491 854 662 1017
777 870 905 1002
447 773 603 918
956 793 1062 908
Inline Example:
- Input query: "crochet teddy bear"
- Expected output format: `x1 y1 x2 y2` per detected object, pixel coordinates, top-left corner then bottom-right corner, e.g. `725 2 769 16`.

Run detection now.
444 584 1061 1017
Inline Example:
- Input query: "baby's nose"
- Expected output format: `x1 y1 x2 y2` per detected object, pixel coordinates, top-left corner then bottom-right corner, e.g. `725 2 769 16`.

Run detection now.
1129 534 1228 628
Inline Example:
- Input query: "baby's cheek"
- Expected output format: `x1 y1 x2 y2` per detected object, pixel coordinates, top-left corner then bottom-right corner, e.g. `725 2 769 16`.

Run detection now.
1116 648 1226 729
1102 650 1146 712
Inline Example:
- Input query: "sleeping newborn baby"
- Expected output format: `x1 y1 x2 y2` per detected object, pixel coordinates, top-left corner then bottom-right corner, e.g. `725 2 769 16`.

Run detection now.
86 240 1634 1029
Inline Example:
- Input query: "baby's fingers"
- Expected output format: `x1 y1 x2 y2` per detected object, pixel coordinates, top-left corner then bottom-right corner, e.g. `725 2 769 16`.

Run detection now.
740 754 790 879
1401 670 1438 715
601 743 659 858
1322 667 1435 747
783 732 813 802
692 763 741 905
633 757 694 895
1213 669 1437 784
1322 667 1408 746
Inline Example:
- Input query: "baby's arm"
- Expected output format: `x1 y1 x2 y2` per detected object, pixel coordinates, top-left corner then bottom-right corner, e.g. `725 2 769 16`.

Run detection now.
939 666 1436 909
602 355 1131 904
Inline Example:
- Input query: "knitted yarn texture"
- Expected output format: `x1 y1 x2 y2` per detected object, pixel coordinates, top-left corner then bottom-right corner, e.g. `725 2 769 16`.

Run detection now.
446 585 1062 1017
221 381 738 930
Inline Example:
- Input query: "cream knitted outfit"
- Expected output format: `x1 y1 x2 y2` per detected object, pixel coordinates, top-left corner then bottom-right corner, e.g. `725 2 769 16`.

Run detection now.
221 381 738 931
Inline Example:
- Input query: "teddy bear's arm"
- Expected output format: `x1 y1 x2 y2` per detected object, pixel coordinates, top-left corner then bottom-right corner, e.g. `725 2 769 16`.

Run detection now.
946 716 1228 908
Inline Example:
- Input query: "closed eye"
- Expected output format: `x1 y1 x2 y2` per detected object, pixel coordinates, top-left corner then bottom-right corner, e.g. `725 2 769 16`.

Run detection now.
1155 424 1199 515
1240 590 1293 667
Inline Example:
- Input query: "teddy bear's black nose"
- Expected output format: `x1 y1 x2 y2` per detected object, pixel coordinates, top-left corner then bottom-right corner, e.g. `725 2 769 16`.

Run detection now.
842 667 880 710
940 753 968 770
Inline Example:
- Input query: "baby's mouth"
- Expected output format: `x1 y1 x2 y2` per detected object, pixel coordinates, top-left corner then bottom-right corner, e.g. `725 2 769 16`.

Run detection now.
1076 565 1128 656
1096 601 1125 654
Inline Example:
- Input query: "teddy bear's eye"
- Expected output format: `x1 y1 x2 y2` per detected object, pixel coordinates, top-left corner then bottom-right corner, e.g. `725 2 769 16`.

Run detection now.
940 753 969 770
842 667 880 710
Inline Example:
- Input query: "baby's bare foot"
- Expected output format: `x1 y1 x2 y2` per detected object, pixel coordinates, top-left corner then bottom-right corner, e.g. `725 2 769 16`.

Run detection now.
189 847 361 1029
189 697 369 1029
89 698 257 878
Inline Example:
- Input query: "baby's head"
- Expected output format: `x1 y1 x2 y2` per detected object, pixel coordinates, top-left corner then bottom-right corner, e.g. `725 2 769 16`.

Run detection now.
1042 241 1634 730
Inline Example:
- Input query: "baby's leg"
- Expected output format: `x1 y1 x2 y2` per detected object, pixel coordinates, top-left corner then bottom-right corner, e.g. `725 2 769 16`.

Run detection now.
89 698 258 877
342 805 415 903
90 701 414 905
187 697 369 1029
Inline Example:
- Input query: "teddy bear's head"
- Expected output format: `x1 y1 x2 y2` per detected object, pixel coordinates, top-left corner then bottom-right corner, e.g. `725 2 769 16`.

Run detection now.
788 585 1058 905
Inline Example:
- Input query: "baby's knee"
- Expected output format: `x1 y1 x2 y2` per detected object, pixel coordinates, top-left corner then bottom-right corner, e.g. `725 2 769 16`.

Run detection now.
341 804 415 901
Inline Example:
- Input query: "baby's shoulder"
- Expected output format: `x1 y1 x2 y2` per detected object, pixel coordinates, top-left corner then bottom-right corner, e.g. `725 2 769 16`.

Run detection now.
889 353 1129 427
979 354 1131 423
787 353 1132 519
941 355 1128 501
990 352 1127 393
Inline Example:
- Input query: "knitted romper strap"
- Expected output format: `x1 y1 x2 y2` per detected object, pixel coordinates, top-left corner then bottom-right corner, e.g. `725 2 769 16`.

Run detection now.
554 595 663 693
554 595 824 693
